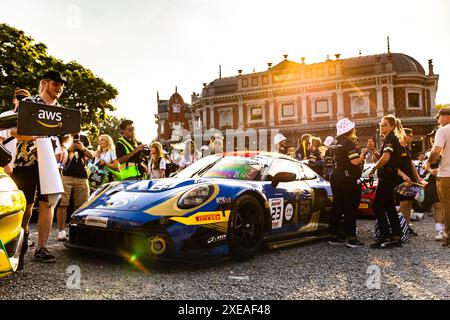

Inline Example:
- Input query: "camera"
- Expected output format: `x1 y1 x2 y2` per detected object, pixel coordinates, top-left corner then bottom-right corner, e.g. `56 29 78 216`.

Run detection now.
140 144 151 157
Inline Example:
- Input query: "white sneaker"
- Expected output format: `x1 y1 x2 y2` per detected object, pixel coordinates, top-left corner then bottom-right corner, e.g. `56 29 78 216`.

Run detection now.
435 231 445 241
57 230 67 241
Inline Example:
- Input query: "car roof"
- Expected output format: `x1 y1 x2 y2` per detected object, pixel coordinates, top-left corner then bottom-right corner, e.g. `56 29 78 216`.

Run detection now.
219 151 294 161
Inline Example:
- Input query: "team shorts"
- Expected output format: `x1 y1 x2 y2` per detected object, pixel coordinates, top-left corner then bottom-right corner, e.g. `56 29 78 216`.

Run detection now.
11 165 48 204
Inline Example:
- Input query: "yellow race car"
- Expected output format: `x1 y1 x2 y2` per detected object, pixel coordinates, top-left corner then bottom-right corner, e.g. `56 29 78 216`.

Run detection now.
0 167 26 278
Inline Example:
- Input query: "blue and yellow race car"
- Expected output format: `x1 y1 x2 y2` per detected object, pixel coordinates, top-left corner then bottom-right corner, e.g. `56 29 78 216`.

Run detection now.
66 152 332 262
0 167 26 278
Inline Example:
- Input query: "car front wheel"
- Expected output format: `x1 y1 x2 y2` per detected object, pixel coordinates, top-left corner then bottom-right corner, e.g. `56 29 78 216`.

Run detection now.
228 195 265 261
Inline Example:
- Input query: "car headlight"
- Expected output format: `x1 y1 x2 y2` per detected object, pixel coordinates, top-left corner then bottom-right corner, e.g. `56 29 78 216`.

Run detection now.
177 185 213 209
0 175 26 216
0 191 26 216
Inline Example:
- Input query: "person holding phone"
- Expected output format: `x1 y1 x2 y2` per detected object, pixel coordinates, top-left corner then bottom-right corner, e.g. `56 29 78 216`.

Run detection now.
57 132 94 241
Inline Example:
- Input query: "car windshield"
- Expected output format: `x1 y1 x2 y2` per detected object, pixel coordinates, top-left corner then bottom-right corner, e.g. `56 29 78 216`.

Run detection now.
174 154 222 179
200 155 271 181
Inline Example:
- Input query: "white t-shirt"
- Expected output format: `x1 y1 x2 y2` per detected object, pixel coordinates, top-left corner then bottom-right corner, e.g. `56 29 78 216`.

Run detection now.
413 160 426 177
0 110 17 167
434 124 450 177
148 157 166 179
95 150 117 165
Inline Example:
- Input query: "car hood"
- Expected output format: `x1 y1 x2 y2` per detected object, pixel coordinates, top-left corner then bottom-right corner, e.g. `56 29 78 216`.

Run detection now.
74 178 259 219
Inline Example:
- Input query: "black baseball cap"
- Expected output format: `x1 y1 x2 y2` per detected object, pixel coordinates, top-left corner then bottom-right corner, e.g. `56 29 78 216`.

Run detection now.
41 70 67 84
434 107 450 118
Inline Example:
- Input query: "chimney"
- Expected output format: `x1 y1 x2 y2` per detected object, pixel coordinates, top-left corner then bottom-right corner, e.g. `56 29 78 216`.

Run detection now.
237 69 243 76
267 62 272 69
428 59 434 75
283 54 288 60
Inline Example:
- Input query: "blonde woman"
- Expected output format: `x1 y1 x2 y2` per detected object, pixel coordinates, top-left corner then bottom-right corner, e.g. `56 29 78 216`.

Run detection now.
368 114 405 248
148 141 166 179
95 134 119 172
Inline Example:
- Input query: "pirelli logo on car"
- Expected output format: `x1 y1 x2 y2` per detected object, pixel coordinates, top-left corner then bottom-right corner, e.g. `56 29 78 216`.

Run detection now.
171 210 230 225
195 214 221 222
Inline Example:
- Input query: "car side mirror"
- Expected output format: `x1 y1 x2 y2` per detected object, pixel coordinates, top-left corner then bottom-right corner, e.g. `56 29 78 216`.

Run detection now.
271 172 297 188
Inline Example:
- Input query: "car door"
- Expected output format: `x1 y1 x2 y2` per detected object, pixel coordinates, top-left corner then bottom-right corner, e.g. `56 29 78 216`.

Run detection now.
263 158 310 233
297 162 331 232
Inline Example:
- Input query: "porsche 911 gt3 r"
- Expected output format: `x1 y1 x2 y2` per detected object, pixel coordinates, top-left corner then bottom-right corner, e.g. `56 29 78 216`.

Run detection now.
0 167 26 278
66 152 332 262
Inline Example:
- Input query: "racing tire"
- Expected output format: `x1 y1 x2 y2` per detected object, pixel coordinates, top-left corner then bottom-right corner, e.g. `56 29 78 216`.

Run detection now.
228 195 265 261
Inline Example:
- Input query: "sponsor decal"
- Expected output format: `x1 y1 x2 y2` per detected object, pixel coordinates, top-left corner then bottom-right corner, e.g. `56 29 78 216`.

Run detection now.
84 216 108 228
269 198 284 229
216 197 232 204
37 109 63 128
195 214 221 222
170 210 231 226
299 204 310 215
207 234 227 244
359 203 369 209
285 203 294 221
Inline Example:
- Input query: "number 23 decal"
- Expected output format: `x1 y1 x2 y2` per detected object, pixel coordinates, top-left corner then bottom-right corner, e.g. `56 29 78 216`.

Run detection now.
269 198 284 229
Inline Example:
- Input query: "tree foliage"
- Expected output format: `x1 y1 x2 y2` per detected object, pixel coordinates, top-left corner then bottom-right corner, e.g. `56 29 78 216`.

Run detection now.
0 23 118 136
435 104 448 110
89 114 126 149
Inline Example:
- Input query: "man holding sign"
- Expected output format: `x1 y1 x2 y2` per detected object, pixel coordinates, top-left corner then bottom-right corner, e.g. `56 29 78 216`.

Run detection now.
11 71 68 264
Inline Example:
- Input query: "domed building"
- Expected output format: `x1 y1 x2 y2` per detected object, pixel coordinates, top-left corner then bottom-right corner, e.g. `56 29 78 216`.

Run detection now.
190 52 439 156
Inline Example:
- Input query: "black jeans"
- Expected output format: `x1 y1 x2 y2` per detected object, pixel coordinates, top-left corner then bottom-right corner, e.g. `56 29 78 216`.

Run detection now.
373 178 402 239
329 172 362 238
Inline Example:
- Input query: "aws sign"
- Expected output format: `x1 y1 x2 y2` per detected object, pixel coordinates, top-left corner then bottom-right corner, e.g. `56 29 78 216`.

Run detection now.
37 110 63 128
17 101 80 136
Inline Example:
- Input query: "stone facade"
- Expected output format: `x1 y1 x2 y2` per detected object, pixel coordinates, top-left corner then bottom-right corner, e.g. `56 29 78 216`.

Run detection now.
189 53 439 156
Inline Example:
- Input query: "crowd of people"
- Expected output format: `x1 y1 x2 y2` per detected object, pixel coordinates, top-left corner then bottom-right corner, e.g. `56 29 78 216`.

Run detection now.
0 70 208 264
0 69 449 266
273 111 450 249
